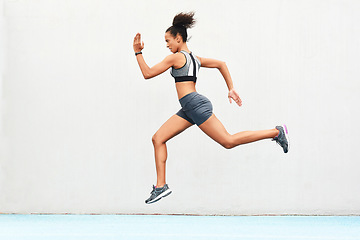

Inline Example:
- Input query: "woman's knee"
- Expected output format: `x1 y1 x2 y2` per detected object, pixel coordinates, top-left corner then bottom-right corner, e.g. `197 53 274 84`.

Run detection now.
222 141 234 149
220 136 235 149
152 132 165 146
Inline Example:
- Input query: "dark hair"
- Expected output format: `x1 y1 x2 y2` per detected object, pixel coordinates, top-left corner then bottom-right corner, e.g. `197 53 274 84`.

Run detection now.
166 12 196 42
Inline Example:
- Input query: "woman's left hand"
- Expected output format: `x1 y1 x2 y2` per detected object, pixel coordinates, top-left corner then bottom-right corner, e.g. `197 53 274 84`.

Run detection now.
228 89 242 106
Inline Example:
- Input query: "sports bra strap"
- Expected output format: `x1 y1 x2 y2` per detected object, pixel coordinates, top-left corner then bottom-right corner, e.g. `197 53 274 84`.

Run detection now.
189 52 197 79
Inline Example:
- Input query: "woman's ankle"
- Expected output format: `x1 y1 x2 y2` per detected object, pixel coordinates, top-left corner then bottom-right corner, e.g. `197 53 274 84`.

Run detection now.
273 128 280 138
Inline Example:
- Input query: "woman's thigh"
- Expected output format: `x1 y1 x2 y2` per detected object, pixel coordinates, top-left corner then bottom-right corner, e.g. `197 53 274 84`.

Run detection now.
198 114 231 147
153 114 194 144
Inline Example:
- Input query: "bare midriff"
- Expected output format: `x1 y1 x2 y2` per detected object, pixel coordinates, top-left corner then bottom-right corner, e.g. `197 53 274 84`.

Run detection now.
176 81 197 99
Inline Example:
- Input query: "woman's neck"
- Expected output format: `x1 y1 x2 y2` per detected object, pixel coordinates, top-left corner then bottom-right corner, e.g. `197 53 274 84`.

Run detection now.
178 43 190 53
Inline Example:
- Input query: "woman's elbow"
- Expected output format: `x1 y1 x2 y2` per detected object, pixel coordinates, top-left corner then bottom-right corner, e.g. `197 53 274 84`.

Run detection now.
143 70 159 80
218 61 227 70
143 72 153 80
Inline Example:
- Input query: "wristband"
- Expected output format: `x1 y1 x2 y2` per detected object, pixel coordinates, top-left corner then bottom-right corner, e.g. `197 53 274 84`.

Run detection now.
135 51 142 56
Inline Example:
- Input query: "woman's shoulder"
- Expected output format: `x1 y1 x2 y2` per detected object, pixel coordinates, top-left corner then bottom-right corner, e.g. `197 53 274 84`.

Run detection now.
167 51 186 58
163 52 185 63
169 51 189 62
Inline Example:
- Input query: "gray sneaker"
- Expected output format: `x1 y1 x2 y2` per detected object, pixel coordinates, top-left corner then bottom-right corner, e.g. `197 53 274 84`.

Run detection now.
145 184 172 204
273 125 289 153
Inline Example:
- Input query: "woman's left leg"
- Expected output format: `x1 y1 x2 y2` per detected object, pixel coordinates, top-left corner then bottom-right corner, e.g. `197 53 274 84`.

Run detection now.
152 114 193 187
198 114 279 149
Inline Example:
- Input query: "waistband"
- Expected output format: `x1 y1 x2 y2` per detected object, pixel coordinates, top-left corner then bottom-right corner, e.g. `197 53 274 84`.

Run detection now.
179 91 198 102
178 92 200 108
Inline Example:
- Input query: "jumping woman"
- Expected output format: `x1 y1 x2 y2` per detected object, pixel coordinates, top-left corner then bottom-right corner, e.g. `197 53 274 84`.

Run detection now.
133 12 289 204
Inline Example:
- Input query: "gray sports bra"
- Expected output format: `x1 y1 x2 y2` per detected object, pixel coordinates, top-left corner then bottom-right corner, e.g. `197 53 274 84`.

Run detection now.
170 51 201 83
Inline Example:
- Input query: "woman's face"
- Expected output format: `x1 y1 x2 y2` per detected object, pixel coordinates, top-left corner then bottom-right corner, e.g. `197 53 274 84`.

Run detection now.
165 32 180 53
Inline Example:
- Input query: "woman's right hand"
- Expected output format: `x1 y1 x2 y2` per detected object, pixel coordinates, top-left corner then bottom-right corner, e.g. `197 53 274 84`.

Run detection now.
133 33 144 53
228 89 242 107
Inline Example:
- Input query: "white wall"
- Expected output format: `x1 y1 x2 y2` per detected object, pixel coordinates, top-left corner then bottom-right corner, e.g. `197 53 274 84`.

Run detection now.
1 0 360 215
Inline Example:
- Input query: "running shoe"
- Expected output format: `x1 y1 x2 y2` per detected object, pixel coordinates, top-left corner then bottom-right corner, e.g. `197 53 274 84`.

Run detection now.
145 184 172 204
272 125 290 153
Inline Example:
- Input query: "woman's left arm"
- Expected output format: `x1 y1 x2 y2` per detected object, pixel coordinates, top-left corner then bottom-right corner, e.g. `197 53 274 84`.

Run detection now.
133 33 175 80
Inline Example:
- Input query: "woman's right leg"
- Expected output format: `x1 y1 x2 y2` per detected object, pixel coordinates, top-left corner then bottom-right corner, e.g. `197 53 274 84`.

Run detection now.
198 114 279 149
152 114 193 188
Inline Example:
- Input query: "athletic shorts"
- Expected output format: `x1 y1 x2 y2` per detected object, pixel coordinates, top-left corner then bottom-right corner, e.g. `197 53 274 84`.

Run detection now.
176 92 213 126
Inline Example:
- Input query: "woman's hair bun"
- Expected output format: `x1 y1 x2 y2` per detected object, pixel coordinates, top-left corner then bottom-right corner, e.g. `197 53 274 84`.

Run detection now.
172 11 196 29
166 11 196 42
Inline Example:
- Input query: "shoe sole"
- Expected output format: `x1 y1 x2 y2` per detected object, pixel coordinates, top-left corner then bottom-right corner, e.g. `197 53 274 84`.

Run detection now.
282 124 290 153
146 189 172 204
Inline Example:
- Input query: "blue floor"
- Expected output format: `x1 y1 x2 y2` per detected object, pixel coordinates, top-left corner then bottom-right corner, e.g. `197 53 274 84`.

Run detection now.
0 215 359 240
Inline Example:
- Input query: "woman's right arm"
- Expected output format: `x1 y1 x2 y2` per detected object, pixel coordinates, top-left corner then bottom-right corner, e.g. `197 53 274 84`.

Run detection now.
198 57 242 106
198 57 233 90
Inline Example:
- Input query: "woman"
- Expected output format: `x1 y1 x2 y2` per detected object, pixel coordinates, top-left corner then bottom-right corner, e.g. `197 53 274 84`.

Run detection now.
133 12 289 204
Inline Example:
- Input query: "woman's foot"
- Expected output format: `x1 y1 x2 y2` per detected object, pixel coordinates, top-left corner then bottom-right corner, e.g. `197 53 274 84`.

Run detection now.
273 125 289 153
145 184 172 204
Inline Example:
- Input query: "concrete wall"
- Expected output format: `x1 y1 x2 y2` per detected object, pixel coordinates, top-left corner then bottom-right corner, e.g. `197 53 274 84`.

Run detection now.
1 0 360 215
